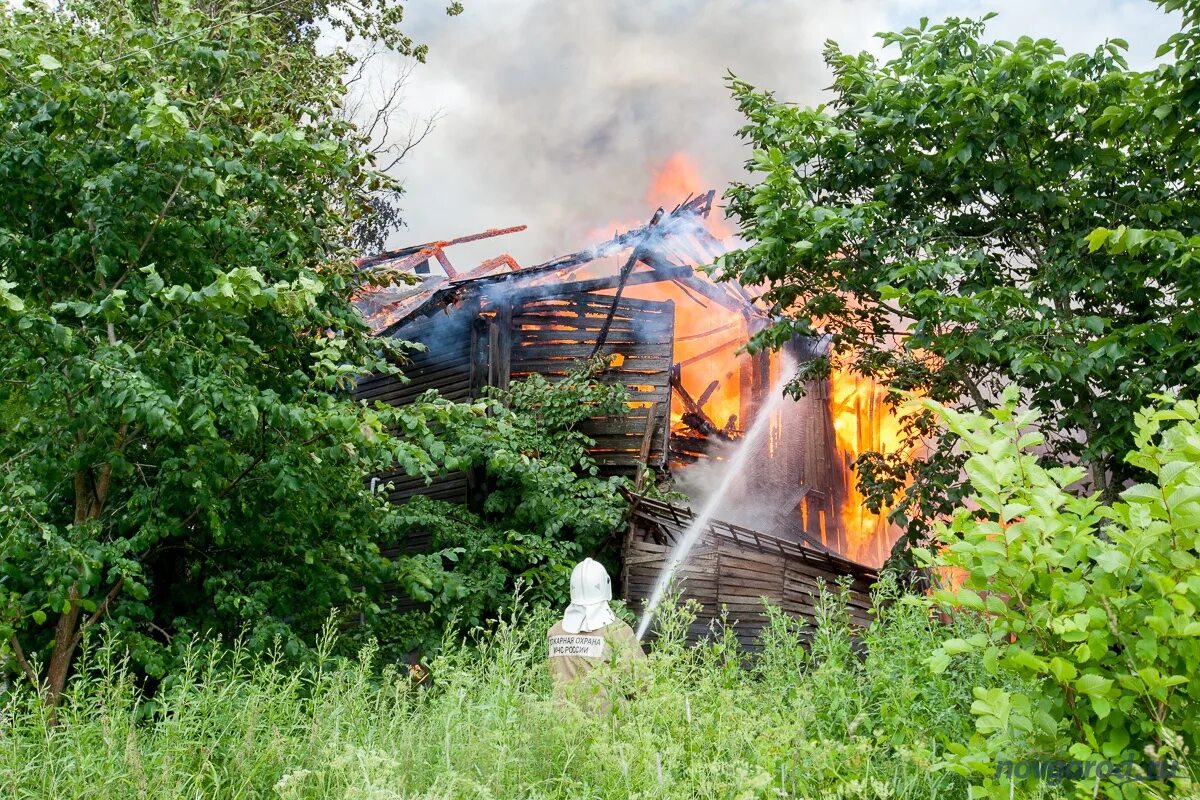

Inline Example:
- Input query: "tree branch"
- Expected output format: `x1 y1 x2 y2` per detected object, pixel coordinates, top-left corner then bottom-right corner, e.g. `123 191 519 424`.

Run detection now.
68 576 126 652
8 635 38 688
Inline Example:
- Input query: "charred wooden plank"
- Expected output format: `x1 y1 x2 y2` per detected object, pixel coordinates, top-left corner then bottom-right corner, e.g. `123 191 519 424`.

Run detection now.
590 208 663 359
622 491 879 648
670 364 732 439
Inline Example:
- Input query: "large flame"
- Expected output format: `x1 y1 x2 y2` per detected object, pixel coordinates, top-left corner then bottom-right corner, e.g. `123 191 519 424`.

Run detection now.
627 279 748 434
645 154 732 240
587 153 732 245
619 151 904 565
829 367 904 567
605 152 745 435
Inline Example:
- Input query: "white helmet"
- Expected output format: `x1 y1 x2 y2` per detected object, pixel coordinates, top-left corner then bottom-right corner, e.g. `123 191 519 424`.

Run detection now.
561 558 616 634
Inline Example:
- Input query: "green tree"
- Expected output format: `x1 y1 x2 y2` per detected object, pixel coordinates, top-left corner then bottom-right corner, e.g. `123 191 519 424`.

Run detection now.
718 11 1200 552
0 1 450 705
123 0 464 56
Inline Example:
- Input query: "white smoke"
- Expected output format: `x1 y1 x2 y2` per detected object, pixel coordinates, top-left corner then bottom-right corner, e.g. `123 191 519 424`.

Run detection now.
357 0 890 266
347 0 1178 268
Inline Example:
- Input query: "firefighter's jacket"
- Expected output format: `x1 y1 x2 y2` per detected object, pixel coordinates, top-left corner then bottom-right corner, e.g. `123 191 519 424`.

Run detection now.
546 618 647 712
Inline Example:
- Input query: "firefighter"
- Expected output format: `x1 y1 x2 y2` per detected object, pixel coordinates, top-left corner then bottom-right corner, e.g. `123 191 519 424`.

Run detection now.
547 558 646 711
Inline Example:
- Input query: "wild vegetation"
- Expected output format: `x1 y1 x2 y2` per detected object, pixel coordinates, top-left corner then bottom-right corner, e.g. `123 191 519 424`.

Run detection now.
3 586 1027 800
0 0 430 704
924 391 1199 797
719 2 1200 556
382 370 638 656
1 0 1199 798
5 394 1197 798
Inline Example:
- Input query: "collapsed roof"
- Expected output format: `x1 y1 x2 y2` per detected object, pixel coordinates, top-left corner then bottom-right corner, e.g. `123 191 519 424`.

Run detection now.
352 191 770 337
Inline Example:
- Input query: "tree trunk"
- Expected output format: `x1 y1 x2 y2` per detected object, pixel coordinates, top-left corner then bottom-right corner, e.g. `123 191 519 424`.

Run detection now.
43 585 82 713
42 462 118 714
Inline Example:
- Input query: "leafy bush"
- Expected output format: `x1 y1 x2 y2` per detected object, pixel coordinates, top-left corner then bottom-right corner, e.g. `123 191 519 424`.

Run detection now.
378 364 635 655
1 588 1011 799
921 389 1199 797
0 0 455 703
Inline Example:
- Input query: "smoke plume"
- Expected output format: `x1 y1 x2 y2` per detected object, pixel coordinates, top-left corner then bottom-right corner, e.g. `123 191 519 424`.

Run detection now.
362 0 886 265
349 0 1175 268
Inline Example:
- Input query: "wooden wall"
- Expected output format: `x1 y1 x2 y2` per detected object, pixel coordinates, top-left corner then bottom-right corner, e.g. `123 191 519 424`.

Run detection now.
623 495 877 651
508 292 674 472
355 310 476 509
356 286 676 555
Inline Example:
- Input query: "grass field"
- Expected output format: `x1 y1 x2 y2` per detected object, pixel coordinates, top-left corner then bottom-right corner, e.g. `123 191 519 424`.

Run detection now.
2 586 1058 799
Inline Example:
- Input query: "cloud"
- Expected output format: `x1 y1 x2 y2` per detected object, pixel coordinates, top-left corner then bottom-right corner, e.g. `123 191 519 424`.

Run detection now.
359 0 1178 267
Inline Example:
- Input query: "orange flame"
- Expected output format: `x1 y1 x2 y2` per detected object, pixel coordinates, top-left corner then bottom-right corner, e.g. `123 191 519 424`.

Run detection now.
620 151 903 566
828 367 904 567
647 153 705 207
624 279 748 433
580 152 744 435
646 153 732 239
585 153 732 246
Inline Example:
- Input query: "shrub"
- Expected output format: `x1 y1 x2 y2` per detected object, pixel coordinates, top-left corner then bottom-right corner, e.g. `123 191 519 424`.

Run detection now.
378 362 635 656
922 388 1200 797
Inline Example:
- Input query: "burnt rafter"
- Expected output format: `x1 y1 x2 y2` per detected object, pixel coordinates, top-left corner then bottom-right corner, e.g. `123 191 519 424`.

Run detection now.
589 207 665 359
356 225 528 274
695 380 720 409
355 188 763 337
669 364 737 440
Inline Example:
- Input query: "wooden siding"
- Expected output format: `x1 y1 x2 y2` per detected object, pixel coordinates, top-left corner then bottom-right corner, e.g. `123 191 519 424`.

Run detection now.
508 293 674 472
356 289 673 559
356 311 475 506
623 495 877 651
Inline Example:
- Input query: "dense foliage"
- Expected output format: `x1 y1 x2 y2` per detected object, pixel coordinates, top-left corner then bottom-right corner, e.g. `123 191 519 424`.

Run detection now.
123 0 464 56
717 7 1200 552
0 0 625 703
381 369 635 655
2 588 1026 799
0 0 426 704
922 391 1199 797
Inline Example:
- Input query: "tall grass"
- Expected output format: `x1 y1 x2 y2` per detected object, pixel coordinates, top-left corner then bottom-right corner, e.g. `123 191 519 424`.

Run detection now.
1 582 1049 799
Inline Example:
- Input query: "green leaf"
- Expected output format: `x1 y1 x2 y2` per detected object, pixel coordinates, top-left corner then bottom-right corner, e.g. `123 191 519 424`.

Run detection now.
941 637 976 655
1094 549 1127 574
1075 674 1112 696
928 650 951 674
36 53 62 70
0 279 24 312
1085 227 1110 253
1048 657 1077 683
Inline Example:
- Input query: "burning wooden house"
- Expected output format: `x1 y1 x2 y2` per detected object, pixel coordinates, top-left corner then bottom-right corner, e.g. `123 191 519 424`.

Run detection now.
354 192 895 644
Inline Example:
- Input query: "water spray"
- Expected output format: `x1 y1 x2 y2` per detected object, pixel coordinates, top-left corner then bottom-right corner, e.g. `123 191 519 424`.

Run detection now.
635 360 793 640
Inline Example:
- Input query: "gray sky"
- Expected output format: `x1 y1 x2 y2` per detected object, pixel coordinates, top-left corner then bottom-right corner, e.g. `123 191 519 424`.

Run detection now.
361 1 1180 267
